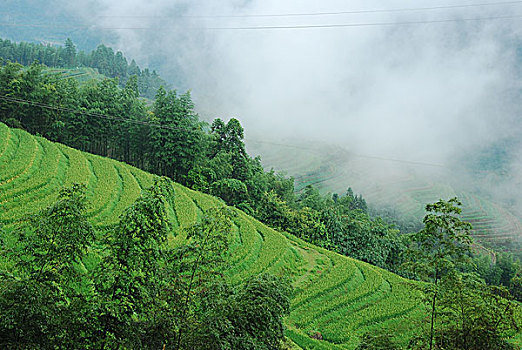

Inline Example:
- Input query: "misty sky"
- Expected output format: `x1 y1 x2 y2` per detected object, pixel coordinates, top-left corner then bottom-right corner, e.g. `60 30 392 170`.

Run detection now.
55 0 522 165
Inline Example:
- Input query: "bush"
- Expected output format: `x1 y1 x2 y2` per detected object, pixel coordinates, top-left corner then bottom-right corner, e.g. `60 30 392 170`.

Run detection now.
356 330 400 350
211 178 248 206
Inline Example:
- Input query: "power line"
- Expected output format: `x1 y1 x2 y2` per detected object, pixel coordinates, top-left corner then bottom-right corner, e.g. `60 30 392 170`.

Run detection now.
1 95 447 168
247 140 446 168
97 0 522 18
0 95 189 132
2 0 520 20
346 152 446 168
2 13 522 31
205 14 522 30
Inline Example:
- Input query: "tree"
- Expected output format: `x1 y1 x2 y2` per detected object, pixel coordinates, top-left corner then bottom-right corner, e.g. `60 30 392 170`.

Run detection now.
299 185 323 211
0 183 95 348
510 273 522 302
96 177 173 348
171 207 233 349
186 166 216 193
229 274 291 350
257 190 293 232
211 178 249 207
336 211 401 269
405 198 473 350
210 118 246 158
149 88 206 182
356 329 400 350
210 118 249 181
337 187 368 213
63 38 76 67
0 176 294 349
433 272 520 350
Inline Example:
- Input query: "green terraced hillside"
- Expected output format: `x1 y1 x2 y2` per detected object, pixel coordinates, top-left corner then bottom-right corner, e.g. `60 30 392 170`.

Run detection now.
44 67 108 85
248 140 522 253
0 123 428 349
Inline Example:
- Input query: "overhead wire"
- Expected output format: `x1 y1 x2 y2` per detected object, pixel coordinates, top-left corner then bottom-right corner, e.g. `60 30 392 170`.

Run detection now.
0 95 186 132
2 8 522 30
0 94 447 168
1 0 522 20
204 14 522 30
247 140 446 167
98 0 522 18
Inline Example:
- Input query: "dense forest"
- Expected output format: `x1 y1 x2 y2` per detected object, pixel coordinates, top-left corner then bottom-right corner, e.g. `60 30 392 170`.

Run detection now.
0 42 521 348
0 38 166 98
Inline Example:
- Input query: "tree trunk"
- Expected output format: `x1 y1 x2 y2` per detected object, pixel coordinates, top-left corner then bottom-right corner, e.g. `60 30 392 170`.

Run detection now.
429 272 439 350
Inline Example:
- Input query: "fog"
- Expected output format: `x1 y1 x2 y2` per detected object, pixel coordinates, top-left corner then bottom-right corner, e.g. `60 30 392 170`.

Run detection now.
60 1 522 158
59 1 522 220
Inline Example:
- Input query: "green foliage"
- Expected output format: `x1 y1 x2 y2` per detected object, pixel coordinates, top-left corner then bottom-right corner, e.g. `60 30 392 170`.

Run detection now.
333 211 402 269
0 183 96 348
434 274 519 350
299 185 324 211
186 166 216 193
95 177 173 347
409 272 520 350
0 37 167 98
1 60 388 274
211 178 249 206
0 175 294 349
403 198 522 350
405 197 473 282
230 274 292 350
355 330 401 350
472 252 521 296
3 122 515 349
336 187 368 213
257 188 402 271
289 207 329 246
510 274 522 302
404 198 473 350
150 88 207 182
211 118 246 158
257 190 293 231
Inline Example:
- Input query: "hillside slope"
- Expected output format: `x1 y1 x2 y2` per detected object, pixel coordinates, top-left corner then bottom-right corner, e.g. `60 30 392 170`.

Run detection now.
248 140 522 254
0 123 425 349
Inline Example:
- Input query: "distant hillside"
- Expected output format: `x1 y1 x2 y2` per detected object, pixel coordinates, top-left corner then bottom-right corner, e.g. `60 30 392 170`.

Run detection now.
0 37 167 98
248 139 522 256
0 0 106 50
0 122 427 349
43 67 108 85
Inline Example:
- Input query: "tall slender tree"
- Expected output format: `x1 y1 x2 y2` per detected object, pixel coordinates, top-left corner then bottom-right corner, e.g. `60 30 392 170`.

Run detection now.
405 198 473 350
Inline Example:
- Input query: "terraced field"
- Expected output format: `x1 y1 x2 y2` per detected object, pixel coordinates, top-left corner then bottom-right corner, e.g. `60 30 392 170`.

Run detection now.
44 67 107 84
0 123 428 348
248 139 522 252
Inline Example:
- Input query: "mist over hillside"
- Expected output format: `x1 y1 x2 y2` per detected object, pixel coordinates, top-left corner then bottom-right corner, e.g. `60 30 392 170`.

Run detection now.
1 3 522 347
0 0 117 50
3 0 522 238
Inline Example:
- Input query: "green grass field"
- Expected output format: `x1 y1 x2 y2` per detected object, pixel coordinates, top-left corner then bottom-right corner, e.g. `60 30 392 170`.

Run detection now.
2 122 497 349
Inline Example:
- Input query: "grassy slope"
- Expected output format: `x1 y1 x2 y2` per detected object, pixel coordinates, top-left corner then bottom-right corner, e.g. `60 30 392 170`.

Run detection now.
248 140 522 252
1 122 428 349
43 67 108 85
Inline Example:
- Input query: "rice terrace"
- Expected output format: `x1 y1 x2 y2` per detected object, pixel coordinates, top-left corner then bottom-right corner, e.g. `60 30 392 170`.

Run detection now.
0 122 428 348
1 1 522 348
